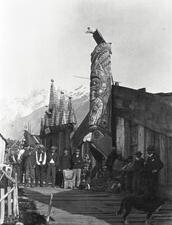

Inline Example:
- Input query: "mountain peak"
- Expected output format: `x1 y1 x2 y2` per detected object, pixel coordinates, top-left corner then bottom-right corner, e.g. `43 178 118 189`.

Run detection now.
0 85 89 139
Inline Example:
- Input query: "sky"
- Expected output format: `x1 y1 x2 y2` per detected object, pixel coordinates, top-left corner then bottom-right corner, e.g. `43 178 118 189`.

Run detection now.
0 0 172 101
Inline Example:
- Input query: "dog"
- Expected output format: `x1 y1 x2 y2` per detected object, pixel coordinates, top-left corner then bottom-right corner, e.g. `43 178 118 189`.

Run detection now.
116 194 166 225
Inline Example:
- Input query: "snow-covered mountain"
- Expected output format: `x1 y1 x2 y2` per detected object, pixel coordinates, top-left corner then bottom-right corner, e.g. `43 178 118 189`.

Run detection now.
0 85 89 140
68 85 89 99
0 89 49 122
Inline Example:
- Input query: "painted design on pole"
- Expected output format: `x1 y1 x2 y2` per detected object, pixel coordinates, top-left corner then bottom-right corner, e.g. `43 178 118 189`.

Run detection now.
87 27 112 132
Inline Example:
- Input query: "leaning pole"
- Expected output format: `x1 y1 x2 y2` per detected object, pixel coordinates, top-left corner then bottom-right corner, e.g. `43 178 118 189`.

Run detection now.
85 27 113 158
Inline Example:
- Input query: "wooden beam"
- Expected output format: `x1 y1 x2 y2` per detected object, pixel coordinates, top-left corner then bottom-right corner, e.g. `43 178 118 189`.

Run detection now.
7 186 12 217
0 188 5 225
137 125 144 154
116 117 125 156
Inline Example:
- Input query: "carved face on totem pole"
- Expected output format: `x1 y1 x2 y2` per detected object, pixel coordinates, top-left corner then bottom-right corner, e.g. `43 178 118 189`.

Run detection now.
89 32 112 131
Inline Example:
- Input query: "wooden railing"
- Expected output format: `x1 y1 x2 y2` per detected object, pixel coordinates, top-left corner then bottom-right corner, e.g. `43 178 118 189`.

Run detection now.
0 165 19 224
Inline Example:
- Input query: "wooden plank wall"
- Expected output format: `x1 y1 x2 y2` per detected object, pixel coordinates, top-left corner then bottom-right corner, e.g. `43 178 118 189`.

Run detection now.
116 117 125 156
124 120 131 158
116 117 172 185
137 125 144 155
159 135 167 185
167 138 172 185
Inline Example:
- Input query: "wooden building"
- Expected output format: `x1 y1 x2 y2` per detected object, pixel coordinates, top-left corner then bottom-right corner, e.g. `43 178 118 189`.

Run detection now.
72 28 172 188
112 84 172 186
72 84 172 186
40 80 77 155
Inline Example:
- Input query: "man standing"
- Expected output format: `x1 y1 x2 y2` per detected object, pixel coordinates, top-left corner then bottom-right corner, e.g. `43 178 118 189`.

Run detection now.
132 151 144 194
122 156 134 193
144 146 164 197
24 145 36 187
46 146 58 187
35 145 46 187
72 149 83 189
60 149 72 188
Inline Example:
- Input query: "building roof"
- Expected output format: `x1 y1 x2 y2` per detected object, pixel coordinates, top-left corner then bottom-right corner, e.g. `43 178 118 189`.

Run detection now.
112 85 172 137
41 80 77 133
24 130 40 147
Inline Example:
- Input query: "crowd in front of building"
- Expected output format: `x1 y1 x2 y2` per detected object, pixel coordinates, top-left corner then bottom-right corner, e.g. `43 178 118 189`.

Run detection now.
104 145 164 197
5 143 91 190
4 141 164 197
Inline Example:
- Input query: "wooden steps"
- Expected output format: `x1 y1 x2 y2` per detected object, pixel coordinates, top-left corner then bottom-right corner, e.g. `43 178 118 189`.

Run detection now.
24 188 172 225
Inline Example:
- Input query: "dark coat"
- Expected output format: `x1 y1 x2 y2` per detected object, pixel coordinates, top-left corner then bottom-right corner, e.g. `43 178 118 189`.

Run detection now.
47 152 59 167
60 155 71 170
144 154 164 196
71 154 83 169
144 154 164 176
24 149 36 168
133 158 144 174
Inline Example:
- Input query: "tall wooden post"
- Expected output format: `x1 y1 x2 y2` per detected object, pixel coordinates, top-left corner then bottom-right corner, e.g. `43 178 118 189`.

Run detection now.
116 117 125 156
0 188 5 224
137 125 144 154
7 186 12 217
13 173 19 217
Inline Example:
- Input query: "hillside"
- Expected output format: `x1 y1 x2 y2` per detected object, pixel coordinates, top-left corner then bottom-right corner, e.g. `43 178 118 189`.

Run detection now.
0 86 89 140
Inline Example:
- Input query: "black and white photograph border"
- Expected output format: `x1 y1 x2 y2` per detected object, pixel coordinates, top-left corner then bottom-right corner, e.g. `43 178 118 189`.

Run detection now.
0 0 172 225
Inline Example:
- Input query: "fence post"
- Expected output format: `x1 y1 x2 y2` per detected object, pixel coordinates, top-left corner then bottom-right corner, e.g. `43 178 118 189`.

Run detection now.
7 186 12 216
13 173 19 217
46 193 53 225
0 188 5 225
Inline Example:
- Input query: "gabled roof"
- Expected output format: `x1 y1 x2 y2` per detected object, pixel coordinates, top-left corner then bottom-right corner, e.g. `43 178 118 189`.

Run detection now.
24 130 40 147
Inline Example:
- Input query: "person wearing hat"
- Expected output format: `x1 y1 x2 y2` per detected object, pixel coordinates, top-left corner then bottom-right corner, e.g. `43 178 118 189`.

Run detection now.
59 148 73 188
132 151 144 194
144 145 164 197
71 148 83 189
46 146 59 187
122 156 134 193
35 144 47 187
24 145 36 187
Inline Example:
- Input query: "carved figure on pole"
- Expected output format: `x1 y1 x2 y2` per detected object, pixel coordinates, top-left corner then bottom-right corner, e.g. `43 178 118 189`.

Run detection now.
86 27 112 132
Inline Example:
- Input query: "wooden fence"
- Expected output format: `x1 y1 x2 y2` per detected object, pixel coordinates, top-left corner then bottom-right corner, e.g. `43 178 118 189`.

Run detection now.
0 165 19 224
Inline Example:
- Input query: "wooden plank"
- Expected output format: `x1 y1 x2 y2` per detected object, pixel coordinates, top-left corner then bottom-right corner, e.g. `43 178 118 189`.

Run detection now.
144 128 154 152
7 186 12 216
124 120 130 158
0 188 5 225
167 138 172 185
137 125 144 155
116 117 125 156
159 135 167 185
13 173 19 217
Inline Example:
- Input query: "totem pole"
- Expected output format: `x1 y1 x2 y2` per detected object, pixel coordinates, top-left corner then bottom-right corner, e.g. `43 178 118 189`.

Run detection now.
86 27 112 134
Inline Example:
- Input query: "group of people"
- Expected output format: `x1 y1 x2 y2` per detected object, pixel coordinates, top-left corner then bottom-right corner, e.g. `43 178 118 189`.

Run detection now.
6 143 164 196
106 145 164 197
7 144 91 189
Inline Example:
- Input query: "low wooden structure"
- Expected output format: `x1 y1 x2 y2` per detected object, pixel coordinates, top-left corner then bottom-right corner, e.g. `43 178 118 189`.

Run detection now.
0 166 19 224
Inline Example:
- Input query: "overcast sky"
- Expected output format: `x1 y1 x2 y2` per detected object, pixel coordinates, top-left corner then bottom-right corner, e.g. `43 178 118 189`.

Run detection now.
0 0 172 100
